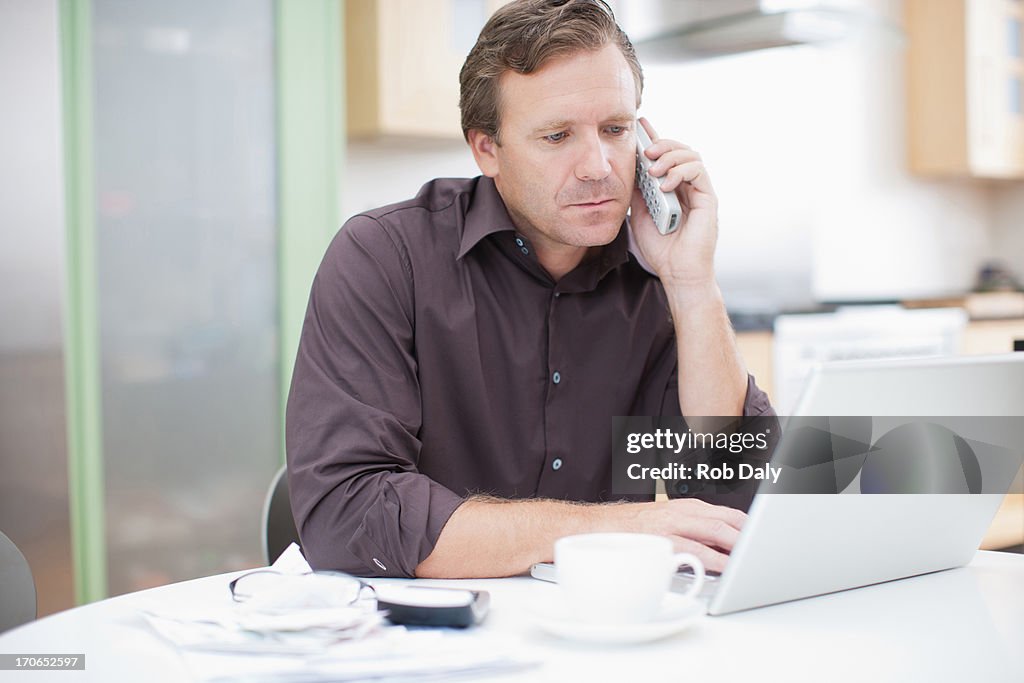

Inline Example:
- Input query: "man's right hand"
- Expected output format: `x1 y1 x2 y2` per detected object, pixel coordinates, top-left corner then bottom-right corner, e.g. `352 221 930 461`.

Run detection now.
609 498 747 574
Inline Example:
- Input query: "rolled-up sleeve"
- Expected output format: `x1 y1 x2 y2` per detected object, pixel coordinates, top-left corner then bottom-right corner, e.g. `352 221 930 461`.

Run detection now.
285 215 464 578
739 373 774 417
662 369 776 418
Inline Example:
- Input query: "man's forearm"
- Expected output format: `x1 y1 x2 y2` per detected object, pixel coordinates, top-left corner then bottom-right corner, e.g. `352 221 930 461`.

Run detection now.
664 280 747 417
414 496 623 578
415 493 749 578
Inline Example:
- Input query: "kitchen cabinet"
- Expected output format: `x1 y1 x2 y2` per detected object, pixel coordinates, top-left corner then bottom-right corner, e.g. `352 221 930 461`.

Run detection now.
981 494 1024 550
962 317 1024 353
345 0 509 139
905 0 1024 178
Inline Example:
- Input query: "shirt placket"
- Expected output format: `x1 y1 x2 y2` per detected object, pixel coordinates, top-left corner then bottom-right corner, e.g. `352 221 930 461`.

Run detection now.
538 285 569 494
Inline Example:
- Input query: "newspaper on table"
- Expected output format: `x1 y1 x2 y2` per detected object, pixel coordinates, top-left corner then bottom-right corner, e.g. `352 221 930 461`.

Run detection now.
140 543 536 682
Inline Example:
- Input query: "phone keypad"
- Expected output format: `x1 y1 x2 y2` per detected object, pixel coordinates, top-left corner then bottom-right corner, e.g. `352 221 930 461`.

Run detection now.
637 166 663 221
635 126 682 235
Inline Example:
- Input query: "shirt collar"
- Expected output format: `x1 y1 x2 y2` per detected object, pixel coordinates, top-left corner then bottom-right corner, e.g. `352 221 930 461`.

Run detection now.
458 176 632 280
457 176 518 260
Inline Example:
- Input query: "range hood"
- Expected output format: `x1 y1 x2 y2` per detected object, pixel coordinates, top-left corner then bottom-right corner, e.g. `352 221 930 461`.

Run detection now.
617 0 882 60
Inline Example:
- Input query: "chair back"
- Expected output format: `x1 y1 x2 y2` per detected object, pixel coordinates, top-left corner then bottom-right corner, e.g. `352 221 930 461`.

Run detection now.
262 465 300 565
0 530 36 633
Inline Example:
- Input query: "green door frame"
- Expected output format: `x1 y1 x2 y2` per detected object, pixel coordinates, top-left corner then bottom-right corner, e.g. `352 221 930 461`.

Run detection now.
59 0 343 605
59 0 106 606
277 0 345 445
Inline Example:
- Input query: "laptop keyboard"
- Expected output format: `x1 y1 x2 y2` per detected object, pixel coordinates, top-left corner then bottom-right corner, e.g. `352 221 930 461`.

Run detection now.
672 570 721 599
531 563 721 599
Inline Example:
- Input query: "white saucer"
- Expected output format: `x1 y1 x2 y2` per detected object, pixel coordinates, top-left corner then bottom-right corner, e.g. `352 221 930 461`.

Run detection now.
528 593 705 645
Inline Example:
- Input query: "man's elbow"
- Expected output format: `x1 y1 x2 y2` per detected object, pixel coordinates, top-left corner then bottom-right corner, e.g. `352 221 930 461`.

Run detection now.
300 533 392 578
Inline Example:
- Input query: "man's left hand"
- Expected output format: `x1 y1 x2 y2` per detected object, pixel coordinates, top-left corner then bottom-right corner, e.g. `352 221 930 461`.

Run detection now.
629 117 719 287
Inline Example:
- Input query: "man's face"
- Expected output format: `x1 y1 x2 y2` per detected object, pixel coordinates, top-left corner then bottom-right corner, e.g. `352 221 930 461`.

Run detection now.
477 44 638 254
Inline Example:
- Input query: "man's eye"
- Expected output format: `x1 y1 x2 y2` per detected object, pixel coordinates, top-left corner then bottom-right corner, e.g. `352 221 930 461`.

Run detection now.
607 126 627 135
544 132 568 143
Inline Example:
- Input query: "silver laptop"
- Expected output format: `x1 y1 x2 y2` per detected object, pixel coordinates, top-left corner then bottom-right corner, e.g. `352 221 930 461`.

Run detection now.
532 353 1024 615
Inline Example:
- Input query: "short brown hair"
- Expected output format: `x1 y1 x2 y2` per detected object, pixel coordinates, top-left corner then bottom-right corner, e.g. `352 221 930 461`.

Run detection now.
459 0 643 142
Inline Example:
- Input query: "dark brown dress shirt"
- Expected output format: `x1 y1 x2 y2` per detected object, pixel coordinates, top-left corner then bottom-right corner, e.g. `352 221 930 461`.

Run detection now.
285 176 773 577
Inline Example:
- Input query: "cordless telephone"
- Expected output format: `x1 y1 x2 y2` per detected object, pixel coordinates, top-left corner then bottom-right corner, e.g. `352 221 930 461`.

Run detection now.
635 124 683 235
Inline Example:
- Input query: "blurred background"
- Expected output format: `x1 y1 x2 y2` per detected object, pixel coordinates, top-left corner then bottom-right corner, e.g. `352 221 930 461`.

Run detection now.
1 0 1022 617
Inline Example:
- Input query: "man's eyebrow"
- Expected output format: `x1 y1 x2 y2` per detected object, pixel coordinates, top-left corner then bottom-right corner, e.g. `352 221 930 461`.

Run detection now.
604 113 636 125
531 118 574 134
530 114 635 135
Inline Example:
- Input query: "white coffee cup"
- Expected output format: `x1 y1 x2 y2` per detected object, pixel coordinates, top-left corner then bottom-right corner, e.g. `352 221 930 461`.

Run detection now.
554 532 705 624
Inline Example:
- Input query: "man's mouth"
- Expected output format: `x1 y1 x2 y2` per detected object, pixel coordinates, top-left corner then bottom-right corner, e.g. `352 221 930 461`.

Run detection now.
570 198 615 207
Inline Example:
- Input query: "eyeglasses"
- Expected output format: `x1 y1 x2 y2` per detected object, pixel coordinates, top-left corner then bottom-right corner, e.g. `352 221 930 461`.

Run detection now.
228 569 376 607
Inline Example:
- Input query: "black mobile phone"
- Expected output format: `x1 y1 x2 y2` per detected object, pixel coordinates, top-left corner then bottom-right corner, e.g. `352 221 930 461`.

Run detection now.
375 586 490 628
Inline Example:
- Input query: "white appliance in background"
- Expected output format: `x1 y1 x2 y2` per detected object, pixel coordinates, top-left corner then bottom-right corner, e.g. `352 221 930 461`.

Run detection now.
772 306 968 413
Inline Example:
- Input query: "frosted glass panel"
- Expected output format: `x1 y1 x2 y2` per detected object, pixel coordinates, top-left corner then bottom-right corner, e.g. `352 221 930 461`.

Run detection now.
92 0 278 595
0 0 75 616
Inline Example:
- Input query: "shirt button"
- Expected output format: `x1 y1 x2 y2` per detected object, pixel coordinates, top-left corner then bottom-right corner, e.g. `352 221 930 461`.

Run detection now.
521 246 529 255
675 482 690 495
552 371 561 384
515 237 525 247
372 557 387 572
552 458 563 471
553 292 561 298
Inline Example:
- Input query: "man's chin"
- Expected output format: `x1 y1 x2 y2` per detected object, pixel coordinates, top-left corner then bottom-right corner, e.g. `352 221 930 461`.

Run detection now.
575 219 626 247
563 210 627 245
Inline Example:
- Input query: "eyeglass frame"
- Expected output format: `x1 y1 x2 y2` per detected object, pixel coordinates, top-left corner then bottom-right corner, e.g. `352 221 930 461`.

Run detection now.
228 569 377 604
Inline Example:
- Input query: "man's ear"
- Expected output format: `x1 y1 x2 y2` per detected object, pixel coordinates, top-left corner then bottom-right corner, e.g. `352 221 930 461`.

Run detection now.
467 129 500 178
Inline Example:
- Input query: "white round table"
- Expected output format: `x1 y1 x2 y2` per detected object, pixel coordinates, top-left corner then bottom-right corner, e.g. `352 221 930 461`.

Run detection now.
1 550 1021 682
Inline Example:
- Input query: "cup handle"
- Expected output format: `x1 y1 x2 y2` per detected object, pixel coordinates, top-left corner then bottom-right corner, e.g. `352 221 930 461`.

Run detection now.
670 552 705 600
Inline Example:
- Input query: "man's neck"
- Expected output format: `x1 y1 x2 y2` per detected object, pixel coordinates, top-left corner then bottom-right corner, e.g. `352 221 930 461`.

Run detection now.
536 243 595 282
504 210 592 282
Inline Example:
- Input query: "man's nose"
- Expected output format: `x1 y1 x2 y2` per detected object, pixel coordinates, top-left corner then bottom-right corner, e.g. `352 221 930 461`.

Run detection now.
574 131 612 182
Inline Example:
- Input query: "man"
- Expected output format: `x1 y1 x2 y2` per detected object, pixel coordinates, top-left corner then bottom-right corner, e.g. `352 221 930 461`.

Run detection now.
285 0 774 579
